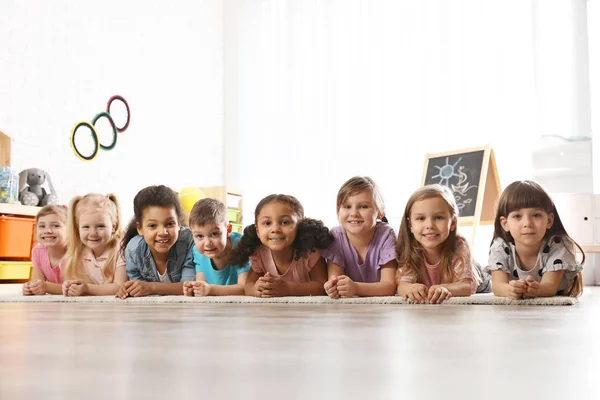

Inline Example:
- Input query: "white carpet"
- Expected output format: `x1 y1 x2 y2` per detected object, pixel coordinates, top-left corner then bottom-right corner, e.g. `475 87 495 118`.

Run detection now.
0 293 578 305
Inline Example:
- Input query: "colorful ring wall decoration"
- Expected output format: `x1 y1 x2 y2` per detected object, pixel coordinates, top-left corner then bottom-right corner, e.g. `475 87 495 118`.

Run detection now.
71 95 130 161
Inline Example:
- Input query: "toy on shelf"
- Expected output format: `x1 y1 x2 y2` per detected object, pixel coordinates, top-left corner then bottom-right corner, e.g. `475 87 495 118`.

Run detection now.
18 168 59 206
0 166 19 204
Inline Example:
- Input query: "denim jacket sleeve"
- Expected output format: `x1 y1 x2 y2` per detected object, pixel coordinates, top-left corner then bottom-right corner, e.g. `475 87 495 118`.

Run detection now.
125 236 154 281
180 244 196 282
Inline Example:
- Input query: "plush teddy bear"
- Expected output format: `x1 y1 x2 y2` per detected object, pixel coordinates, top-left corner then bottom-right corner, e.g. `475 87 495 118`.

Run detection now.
18 168 59 207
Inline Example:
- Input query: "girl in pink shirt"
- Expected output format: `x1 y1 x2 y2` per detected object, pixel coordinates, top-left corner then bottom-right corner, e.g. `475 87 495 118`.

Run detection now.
231 194 333 297
22 205 69 296
396 185 481 304
62 193 127 296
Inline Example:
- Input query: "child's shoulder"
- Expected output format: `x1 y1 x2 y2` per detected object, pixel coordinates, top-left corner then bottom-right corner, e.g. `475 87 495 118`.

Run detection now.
178 226 192 239
32 243 47 254
175 227 193 247
541 234 570 253
490 236 510 249
375 221 395 235
125 235 145 252
229 231 243 247
488 237 514 263
329 225 346 237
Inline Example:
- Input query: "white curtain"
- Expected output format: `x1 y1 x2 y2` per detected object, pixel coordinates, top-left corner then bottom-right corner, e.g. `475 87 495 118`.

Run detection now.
224 0 589 258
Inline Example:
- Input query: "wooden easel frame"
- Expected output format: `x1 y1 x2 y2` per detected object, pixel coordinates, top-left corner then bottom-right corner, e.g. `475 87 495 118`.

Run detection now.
421 144 501 246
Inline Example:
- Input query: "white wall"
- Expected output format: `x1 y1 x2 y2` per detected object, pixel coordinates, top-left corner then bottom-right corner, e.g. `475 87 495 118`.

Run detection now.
591 0 600 193
0 0 224 223
2 0 595 265
224 0 540 262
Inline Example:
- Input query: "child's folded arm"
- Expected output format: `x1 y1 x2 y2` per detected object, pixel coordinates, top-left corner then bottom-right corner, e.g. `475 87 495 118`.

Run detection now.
244 269 263 297
207 271 249 296
535 270 565 297
286 257 327 296
439 279 472 297
355 262 397 297
85 267 129 296
44 282 63 295
490 270 520 298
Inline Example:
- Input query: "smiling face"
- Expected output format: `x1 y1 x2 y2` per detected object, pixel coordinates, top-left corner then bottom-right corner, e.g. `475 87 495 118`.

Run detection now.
409 196 456 257
136 206 181 258
500 207 554 252
191 222 232 260
78 210 115 256
36 213 67 249
255 201 299 253
337 190 381 237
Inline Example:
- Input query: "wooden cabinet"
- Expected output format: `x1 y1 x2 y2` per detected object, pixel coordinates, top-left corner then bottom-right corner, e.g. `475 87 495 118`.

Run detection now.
0 204 39 281
0 131 36 280
0 131 10 167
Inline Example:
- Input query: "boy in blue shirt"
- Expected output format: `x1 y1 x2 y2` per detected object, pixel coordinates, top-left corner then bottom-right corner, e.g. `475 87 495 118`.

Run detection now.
183 198 250 296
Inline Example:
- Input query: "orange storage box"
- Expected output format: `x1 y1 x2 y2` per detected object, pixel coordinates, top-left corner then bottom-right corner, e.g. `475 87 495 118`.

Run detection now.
0 215 36 259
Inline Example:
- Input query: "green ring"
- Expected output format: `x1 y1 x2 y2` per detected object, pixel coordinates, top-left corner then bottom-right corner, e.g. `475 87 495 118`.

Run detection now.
92 112 118 150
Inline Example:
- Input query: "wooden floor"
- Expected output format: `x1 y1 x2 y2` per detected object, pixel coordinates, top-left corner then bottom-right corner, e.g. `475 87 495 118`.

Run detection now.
0 287 599 400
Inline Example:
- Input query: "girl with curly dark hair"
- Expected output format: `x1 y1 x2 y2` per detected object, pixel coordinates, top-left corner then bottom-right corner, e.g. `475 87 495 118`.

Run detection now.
230 194 333 297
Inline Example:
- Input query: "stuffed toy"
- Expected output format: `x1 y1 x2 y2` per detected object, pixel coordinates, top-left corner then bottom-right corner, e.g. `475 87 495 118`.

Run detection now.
18 168 59 206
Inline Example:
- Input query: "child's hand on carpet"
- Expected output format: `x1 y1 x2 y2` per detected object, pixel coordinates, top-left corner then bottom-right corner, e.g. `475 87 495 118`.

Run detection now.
403 283 428 303
507 280 527 300
28 280 47 296
122 280 151 297
258 273 289 297
336 275 358 298
182 281 194 296
63 280 86 296
115 284 130 299
192 281 211 297
22 282 33 296
427 285 452 304
324 276 339 299
523 276 540 299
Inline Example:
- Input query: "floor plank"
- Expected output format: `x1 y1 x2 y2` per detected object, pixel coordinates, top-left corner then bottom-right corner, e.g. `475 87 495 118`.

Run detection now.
0 287 599 400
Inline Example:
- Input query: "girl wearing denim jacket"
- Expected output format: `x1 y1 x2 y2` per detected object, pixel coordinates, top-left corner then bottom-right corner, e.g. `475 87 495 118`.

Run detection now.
117 185 195 298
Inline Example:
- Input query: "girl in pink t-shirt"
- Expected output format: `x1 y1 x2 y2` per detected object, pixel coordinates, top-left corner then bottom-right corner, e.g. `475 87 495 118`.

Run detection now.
62 193 127 296
396 185 480 304
22 205 69 296
231 194 333 297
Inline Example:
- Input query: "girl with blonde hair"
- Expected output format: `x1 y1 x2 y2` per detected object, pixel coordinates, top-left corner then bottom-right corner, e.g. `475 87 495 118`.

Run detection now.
62 193 127 296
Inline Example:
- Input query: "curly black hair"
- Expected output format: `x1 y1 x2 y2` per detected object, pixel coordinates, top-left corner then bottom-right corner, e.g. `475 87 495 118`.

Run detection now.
230 217 333 266
229 194 334 267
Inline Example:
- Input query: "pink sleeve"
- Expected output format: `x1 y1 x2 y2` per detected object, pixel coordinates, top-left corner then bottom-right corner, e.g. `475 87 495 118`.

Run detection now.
116 251 126 270
399 267 414 283
31 245 43 270
453 258 476 293
304 250 321 272
250 254 265 274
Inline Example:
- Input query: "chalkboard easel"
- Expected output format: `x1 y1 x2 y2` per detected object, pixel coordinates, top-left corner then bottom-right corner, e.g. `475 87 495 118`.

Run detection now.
421 145 501 245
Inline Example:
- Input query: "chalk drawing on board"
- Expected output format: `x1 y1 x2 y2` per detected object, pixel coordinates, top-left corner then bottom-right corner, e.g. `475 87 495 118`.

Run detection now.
430 156 463 185
451 167 478 213
425 151 483 216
